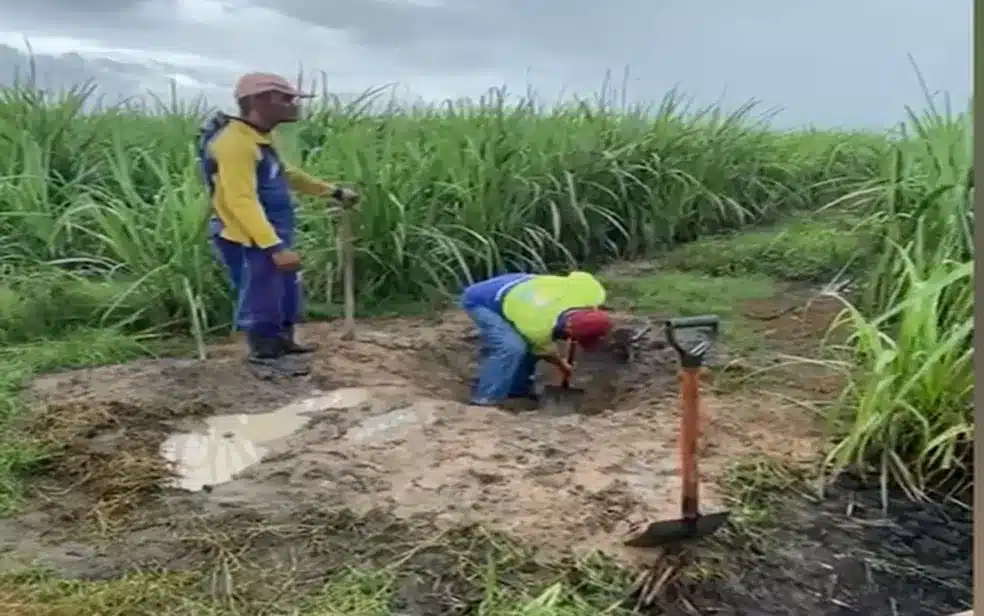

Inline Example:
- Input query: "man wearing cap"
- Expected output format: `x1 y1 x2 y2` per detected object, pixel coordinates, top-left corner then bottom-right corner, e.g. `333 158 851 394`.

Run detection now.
460 271 613 408
197 72 359 375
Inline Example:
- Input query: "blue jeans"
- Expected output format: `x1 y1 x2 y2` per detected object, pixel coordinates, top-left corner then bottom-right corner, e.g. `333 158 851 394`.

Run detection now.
465 305 537 405
212 236 300 338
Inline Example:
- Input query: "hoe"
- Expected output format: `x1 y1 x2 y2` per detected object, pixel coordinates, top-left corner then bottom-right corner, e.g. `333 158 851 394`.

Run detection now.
625 315 730 548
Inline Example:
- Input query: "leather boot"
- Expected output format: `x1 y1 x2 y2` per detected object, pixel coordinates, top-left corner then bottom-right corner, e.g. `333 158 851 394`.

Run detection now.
281 325 318 354
247 332 309 376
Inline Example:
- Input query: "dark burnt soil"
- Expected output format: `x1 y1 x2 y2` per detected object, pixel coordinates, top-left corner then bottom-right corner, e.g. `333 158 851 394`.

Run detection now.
685 476 973 616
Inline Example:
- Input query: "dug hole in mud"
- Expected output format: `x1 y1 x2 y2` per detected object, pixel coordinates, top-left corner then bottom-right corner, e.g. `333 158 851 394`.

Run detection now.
0 305 972 615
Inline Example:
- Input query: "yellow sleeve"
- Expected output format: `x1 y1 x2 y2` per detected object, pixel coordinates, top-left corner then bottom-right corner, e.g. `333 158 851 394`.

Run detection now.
285 165 335 197
210 132 282 250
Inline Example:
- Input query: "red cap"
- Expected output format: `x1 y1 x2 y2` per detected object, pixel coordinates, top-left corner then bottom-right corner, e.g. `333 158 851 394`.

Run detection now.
566 309 612 350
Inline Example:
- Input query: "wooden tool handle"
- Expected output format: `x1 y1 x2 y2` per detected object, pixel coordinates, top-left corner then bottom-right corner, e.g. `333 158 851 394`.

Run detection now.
340 208 355 338
679 366 701 519
560 341 577 388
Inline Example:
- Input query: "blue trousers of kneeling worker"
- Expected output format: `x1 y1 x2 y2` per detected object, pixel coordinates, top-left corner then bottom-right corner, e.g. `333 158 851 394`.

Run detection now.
464 305 537 405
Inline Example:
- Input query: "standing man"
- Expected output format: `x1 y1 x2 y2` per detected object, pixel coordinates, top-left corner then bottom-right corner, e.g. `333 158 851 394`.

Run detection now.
460 271 613 407
196 72 360 375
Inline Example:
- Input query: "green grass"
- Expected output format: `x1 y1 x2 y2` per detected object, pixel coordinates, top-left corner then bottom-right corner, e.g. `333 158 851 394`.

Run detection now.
0 522 638 616
603 271 776 316
602 270 776 352
1 565 631 616
660 214 867 282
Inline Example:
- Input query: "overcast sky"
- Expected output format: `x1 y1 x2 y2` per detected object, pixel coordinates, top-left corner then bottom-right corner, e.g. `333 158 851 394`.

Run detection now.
0 0 972 127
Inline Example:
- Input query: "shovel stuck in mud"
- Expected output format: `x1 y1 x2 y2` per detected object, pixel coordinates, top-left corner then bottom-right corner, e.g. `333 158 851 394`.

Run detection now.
624 315 730 549
539 340 584 414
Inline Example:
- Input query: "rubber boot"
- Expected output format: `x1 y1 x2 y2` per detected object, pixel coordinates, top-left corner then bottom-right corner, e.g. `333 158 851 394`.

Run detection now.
281 325 318 354
247 332 309 376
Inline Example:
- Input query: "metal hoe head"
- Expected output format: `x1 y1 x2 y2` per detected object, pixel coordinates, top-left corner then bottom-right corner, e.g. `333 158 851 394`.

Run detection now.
624 511 730 548
537 340 583 414
538 384 585 415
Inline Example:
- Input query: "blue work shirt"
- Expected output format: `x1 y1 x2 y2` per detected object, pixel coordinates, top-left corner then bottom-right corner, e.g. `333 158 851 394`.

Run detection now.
460 274 533 314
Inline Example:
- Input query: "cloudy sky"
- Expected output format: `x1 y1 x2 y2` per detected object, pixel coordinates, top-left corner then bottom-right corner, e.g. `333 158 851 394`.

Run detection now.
0 0 972 127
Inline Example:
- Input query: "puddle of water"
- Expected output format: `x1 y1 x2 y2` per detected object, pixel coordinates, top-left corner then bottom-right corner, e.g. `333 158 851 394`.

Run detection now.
160 388 370 491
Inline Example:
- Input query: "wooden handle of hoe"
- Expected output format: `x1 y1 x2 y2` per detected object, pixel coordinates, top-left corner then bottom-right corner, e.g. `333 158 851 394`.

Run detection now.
340 207 355 340
679 366 701 520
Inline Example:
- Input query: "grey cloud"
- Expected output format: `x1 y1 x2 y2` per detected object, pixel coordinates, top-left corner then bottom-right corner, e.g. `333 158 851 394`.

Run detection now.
0 0 972 127
0 43 226 106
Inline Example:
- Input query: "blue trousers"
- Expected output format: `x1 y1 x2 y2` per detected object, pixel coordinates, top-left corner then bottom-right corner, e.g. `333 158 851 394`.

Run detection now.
212 236 300 338
465 305 537 405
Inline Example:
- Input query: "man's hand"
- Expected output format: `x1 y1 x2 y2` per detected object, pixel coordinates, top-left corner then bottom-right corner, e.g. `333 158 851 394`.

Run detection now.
272 249 302 271
556 359 574 381
537 353 574 381
331 186 360 208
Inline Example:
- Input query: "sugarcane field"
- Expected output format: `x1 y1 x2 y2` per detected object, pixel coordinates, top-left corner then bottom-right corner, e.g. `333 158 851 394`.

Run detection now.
0 69 973 615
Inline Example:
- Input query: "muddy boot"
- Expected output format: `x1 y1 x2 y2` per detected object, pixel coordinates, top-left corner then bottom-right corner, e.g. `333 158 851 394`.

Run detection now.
247 332 310 376
280 326 318 355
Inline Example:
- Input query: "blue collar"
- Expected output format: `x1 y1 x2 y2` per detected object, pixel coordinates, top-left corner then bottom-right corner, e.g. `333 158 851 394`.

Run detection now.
552 309 574 340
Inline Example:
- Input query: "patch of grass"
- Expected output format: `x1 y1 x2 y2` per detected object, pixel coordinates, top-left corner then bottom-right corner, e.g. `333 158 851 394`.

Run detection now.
602 271 775 316
0 569 224 616
0 528 636 616
718 457 812 535
601 270 776 352
0 329 160 514
661 215 867 283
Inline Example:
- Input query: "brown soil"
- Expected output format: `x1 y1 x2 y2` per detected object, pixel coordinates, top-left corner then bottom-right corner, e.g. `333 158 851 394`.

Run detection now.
0 290 850 606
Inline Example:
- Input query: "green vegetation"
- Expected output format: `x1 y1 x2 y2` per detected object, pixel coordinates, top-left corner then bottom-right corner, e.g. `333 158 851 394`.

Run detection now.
0 78 973 614
2 541 636 616
660 213 867 282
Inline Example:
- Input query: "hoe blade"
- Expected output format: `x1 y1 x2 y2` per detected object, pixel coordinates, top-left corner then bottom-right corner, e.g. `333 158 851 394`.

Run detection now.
624 511 730 549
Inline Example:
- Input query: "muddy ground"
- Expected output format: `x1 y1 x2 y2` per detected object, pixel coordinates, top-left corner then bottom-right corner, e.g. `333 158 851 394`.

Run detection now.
0 289 973 615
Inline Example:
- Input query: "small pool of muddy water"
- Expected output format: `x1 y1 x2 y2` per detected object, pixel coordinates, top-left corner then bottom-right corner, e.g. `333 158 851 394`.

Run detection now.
159 388 373 491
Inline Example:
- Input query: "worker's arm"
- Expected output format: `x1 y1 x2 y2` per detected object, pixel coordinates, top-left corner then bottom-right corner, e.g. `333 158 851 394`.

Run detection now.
285 165 338 197
211 134 282 251
536 352 567 368
533 338 569 370
536 351 574 378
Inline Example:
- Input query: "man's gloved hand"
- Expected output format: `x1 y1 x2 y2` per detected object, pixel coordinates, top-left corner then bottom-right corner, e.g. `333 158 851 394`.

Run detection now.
331 185 360 208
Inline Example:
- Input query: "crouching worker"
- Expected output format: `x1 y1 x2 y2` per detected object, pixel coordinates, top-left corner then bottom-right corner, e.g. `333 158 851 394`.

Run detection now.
460 271 613 407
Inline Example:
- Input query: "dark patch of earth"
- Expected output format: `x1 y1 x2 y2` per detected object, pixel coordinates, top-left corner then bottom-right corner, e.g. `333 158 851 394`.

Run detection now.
685 476 972 616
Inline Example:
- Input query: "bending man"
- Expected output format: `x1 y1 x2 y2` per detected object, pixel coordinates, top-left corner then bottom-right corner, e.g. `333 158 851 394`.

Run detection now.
460 271 613 407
